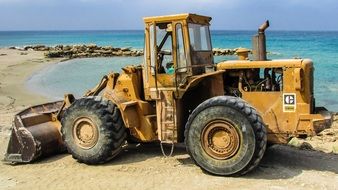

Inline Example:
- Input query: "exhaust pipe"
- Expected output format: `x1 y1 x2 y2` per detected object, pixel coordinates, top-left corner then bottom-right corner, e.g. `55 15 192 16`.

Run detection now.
252 20 270 61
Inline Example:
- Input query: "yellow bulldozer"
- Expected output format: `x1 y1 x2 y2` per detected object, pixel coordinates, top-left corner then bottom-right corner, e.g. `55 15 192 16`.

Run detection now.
5 13 333 176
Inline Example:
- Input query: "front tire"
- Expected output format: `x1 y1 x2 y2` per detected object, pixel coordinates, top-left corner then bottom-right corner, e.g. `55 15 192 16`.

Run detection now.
185 96 267 176
61 96 126 164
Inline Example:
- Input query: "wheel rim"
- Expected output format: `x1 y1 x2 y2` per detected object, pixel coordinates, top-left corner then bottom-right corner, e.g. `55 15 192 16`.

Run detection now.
201 120 240 160
72 117 99 149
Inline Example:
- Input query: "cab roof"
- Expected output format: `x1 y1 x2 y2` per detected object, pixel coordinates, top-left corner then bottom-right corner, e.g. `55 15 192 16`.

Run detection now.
143 13 212 25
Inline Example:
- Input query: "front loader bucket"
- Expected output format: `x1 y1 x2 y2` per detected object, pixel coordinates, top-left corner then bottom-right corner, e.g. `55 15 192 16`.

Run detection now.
4 101 66 163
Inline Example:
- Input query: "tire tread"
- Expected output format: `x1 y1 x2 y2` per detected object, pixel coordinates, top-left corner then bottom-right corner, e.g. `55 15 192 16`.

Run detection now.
184 96 267 176
61 96 126 164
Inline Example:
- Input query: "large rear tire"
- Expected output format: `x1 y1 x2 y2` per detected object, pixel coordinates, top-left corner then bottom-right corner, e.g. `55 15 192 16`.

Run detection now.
61 96 126 164
184 96 267 176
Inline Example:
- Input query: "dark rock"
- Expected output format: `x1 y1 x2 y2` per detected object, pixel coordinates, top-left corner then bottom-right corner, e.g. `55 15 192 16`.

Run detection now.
33 45 48 51
45 51 64 58
55 45 64 51
24 46 33 51
78 46 86 52
112 47 121 51
63 45 72 51
121 47 130 52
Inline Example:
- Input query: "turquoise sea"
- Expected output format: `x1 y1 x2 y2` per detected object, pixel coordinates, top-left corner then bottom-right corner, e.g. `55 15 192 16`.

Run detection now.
1 30 337 110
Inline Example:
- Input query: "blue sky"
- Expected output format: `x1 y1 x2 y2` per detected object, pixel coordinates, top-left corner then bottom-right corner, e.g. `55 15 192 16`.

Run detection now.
0 0 337 31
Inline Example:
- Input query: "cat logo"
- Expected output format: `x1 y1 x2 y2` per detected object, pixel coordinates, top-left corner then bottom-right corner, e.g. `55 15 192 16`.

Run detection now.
283 93 296 112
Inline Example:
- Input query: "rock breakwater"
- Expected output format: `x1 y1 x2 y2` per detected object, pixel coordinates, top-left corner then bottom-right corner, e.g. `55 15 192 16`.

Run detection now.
9 44 254 58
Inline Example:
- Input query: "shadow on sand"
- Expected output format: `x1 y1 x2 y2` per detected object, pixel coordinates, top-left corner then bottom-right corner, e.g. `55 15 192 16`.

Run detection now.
5 143 338 180
246 145 338 179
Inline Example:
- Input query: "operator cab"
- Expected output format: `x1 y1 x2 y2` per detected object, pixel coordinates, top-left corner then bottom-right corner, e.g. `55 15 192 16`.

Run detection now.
143 14 214 99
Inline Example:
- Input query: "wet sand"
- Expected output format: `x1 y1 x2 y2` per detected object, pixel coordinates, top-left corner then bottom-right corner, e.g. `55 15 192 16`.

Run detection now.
0 48 337 190
0 49 64 107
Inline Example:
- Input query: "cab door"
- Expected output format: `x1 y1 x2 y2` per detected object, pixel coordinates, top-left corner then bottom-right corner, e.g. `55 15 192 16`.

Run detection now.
145 22 181 142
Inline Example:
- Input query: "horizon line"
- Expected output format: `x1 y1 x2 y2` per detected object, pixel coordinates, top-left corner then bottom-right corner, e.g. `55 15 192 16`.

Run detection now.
1 29 338 32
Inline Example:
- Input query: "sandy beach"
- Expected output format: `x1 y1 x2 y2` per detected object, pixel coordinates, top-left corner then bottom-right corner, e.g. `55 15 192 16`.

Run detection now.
0 48 337 190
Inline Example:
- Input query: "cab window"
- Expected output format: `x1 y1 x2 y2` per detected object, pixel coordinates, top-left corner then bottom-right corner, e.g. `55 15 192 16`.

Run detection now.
149 24 155 74
176 23 187 73
156 23 174 74
188 24 211 51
